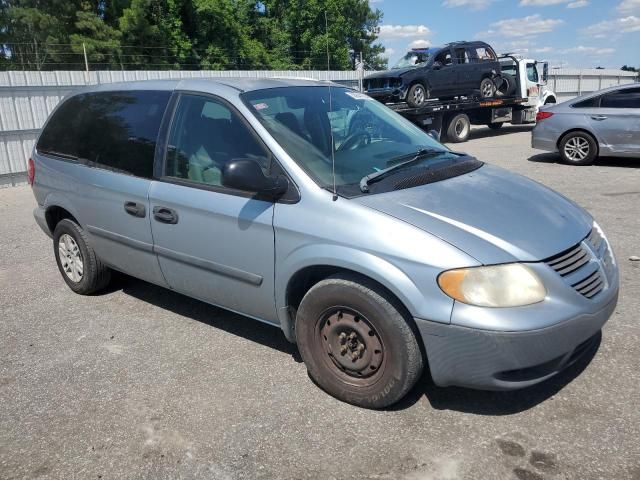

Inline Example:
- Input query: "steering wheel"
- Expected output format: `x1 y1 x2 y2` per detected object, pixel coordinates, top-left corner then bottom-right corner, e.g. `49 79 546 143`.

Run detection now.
337 132 371 152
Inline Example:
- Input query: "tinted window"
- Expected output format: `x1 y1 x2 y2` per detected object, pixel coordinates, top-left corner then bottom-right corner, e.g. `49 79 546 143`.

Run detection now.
37 90 170 178
454 48 469 64
572 96 601 108
434 49 452 66
600 88 640 108
165 94 269 187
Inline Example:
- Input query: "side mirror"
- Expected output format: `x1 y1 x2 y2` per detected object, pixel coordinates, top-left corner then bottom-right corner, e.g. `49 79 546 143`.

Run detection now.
542 62 549 85
222 159 289 199
427 130 440 142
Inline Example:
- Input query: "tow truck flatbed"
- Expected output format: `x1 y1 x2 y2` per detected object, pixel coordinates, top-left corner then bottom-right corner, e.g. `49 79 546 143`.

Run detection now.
382 95 534 143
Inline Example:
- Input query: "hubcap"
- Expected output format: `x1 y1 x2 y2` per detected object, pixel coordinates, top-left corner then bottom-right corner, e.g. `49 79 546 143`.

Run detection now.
482 80 493 97
58 234 83 282
412 86 425 105
318 308 384 383
455 119 469 137
564 136 590 161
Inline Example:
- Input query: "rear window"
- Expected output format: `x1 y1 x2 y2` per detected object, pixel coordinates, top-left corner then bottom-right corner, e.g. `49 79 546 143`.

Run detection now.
572 96 601 108
37 90 170 178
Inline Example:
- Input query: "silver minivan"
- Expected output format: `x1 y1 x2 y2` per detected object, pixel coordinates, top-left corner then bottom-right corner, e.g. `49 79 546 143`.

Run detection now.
30 78 618 408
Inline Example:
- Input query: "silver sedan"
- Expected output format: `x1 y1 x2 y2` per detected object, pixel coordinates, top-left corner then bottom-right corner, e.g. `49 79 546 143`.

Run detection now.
532 83 640 165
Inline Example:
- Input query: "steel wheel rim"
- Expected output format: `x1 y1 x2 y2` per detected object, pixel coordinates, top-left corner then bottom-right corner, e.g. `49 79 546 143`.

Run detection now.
412 86 425 105
482 80 493 97
455 118 469 137
564 136 590 161
316 307 385 386
58 234 83 283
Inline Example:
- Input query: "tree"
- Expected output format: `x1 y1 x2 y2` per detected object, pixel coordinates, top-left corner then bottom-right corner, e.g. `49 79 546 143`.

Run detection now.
119 0 193 68
621 65 638 72
0 0 386 71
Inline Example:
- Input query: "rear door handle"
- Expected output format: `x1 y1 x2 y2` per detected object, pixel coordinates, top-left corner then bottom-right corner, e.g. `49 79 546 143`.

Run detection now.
591 115 607 121
124 201 146 218
153 206 179 224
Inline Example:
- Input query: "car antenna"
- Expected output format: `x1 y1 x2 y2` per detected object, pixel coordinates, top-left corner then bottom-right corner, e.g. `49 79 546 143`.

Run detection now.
325 10 338 202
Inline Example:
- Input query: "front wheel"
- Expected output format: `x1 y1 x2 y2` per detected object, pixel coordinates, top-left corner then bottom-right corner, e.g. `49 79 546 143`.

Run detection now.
480 77 496 98
406 83 428 108
295 273 424 409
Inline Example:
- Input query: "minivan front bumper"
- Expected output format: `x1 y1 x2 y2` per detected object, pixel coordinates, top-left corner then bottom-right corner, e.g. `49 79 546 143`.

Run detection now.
415 288 618 390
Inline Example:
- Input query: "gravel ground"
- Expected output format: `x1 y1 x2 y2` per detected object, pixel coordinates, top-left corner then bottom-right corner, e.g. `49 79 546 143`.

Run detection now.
1 124 639 480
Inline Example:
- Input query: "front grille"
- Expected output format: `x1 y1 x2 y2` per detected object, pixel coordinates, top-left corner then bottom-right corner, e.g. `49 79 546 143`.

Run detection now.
545 228 611 300
571 269 604 298
364 78 401 90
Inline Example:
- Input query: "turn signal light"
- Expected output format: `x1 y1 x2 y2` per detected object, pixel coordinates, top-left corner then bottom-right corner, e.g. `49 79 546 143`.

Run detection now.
536 111 554 122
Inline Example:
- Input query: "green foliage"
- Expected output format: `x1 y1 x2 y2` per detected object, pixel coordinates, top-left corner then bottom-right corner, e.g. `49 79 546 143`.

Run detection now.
0 0 387 70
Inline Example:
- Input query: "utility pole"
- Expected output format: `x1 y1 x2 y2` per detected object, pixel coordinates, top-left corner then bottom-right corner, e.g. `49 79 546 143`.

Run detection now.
83 43 89 72
358 51 364 92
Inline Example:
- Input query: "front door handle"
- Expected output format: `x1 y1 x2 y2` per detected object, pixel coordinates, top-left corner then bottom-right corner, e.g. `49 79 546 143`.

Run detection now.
124 201 146 218
591 115 608 121
153 206 179 224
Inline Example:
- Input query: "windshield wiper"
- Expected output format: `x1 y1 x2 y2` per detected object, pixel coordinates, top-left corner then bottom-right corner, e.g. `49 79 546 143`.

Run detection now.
359 148 443 193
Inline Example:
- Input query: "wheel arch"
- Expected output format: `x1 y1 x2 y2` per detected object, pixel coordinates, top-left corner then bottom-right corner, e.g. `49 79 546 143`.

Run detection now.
44 204 80 235
277 247 432 343
557 128 599 153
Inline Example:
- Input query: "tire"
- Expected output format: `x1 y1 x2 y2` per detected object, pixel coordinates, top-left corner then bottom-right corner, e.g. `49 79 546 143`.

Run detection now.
53 218 111 294
558 131 598 166
495 73 516 97
445 113 471 143
406 83 428 108
479 77 496 98
295 273 424 409
487 122 504 130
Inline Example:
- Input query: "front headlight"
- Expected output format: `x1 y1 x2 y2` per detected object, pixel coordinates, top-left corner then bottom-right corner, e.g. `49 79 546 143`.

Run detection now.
438 263 546 308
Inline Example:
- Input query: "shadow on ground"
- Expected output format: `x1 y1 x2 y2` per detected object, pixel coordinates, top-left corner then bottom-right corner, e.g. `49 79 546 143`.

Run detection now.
109 272 302 363
464 125 534 141
529 152 640 169
107 273 601 417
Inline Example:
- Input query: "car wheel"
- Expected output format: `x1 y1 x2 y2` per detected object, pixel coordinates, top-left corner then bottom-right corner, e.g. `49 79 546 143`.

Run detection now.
295 273 424 409
559 131 598 166
53 218 111 294
487 122 504 130
446 113 471 143
407 83 428 108
480 77 496 98
495 74 516 97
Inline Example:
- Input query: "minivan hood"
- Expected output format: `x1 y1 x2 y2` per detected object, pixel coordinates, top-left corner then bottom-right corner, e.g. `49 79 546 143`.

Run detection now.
354 164 592 264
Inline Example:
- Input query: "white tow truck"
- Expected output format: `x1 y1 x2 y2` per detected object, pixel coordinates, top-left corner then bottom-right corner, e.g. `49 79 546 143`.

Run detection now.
386 54 557 143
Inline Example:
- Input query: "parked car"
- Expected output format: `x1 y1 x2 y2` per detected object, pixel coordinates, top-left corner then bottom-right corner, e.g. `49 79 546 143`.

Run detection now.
532 83 640 165
31 79 618 409
364 41 502 107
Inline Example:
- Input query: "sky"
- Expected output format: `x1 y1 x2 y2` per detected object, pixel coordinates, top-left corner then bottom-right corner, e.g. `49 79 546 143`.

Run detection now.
372 0 640 69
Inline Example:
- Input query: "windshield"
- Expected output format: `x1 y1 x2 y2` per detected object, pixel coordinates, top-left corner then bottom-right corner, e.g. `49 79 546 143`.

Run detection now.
393 51 430 69
241 86 452 195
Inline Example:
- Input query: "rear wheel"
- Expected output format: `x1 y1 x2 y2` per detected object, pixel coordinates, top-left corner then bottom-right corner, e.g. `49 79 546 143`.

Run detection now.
53 218 111 294
559 131 598 165
295 273 423 409
446 113 471 143
480 77 496 98
407 83 428 108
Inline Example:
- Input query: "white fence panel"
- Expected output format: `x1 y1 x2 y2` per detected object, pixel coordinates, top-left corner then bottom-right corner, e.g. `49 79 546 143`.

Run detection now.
0 68 636 186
